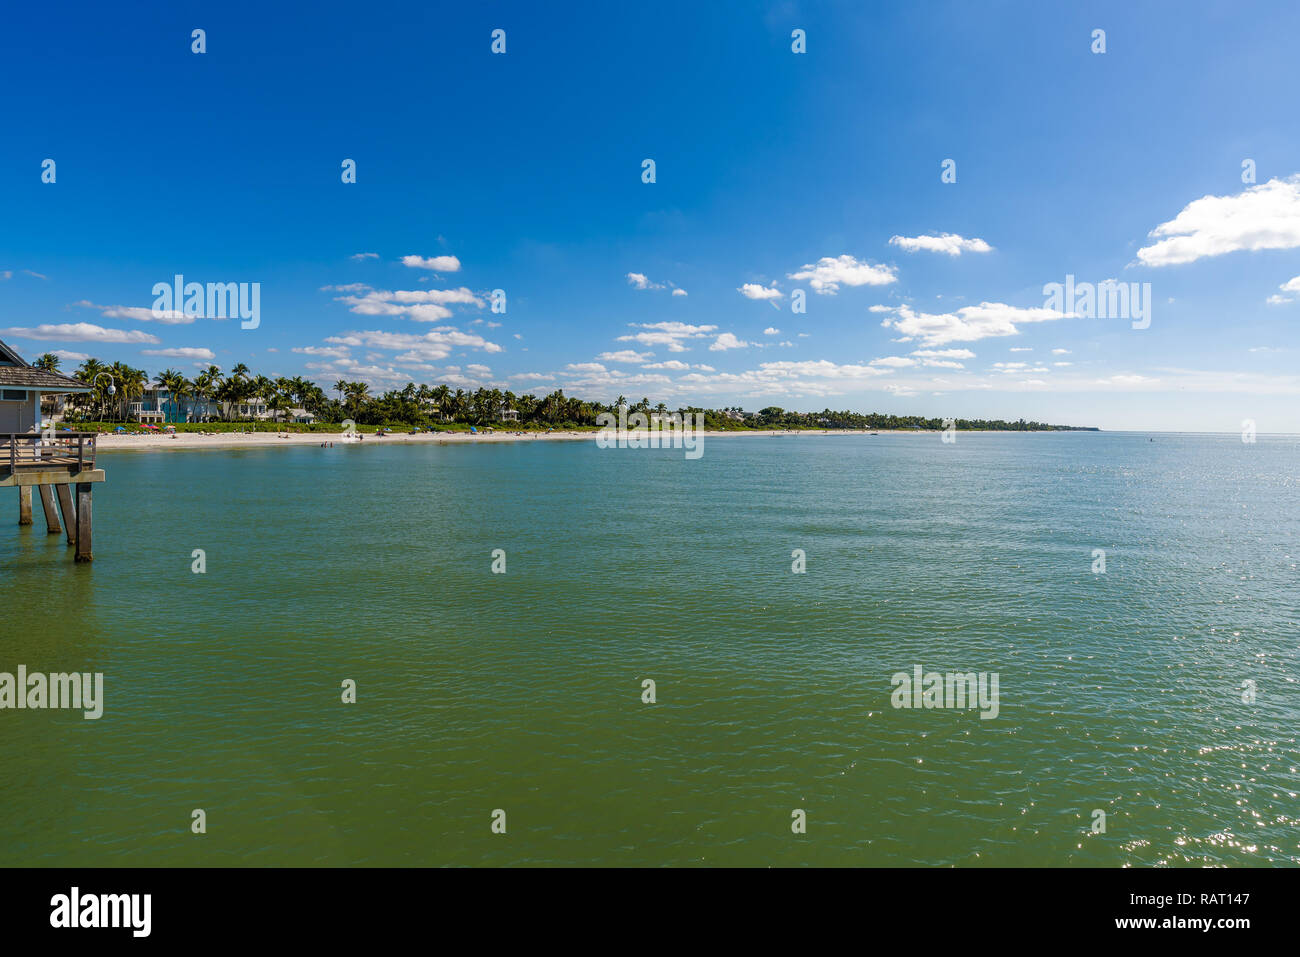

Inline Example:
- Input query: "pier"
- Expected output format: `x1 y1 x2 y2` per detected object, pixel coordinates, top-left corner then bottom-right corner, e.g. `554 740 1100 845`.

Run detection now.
3 433 104 561
1 338 104 562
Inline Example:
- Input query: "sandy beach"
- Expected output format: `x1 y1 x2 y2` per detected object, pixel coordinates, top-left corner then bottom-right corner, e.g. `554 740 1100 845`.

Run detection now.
93 428 912 452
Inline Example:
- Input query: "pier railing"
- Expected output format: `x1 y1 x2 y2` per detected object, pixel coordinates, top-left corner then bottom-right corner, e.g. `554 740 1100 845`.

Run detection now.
0 432 98 472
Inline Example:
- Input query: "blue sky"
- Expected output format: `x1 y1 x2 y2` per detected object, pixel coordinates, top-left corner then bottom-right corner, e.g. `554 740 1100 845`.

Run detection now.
3 0 1299 431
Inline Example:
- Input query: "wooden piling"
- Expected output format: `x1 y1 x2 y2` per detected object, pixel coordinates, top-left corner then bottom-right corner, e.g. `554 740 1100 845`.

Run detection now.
55 483 77 545
38 485 61 535
18 486 32 525
75 482 93 562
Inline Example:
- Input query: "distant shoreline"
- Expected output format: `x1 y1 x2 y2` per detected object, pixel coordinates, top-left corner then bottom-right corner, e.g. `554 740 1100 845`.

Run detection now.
92 428 1083 453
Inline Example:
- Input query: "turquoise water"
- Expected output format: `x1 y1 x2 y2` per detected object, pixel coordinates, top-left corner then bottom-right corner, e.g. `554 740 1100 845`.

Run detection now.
1 432 1296 866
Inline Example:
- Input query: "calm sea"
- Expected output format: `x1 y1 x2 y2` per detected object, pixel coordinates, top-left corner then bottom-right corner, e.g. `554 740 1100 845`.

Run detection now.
1 432 1296 866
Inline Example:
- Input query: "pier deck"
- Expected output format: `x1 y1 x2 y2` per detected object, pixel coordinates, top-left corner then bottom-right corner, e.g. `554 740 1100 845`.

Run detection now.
4 433 105 561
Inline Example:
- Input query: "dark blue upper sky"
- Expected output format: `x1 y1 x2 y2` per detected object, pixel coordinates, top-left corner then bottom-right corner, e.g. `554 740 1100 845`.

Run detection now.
3 0 1299 429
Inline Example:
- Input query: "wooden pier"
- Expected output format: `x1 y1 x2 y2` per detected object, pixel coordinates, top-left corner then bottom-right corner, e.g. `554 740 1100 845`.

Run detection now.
2 432 104 562
2 337 105 562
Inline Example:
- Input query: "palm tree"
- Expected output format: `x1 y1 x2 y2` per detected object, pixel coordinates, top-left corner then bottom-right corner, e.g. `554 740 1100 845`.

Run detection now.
33 353 60 372
267 390 289 426
107 361 146 421
334 380 347 404
343 381 370 415
430 384 451 422
158 370 186 423
191 365 224 422
225 363 252 420
74 359 109 419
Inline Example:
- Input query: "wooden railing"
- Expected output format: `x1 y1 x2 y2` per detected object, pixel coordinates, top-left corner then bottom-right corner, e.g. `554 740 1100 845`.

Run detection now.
0 432 97 471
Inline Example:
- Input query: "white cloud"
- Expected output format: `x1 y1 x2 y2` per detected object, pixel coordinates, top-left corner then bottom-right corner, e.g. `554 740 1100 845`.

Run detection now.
401 254 462 272
888 233 993 256
350 252 379 261
756 360 893 380
75 300 192 325
788 255 897 294
1136 175 1300 266
709 332 751 351
881 302 1067 346
1 323 161 344
1009 347 1033 352
1266 275 1300 304
617 321 717 352
1051 348 1071 355
597 350 653 363
52 350 90 361
763 327 780 335
142 347 216 360
992 361 1050 375
324 328 502 361
643 359 690 371
332 285 483 322
870 356 916 368
566 362 607 373
626 272 663 290
671 288 688 297
293 345 351 358
738 282 782 300
911 348 976 359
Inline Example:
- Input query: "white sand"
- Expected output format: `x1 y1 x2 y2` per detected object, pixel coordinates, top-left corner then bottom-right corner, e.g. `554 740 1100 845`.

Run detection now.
93 429 912 453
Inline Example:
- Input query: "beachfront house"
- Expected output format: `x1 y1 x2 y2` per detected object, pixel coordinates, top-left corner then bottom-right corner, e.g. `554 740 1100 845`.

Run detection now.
289 408 316 424
224 395 270 421
500 407 519 423
125 381 272 423
128 382 168 424
422 397 453 422
129 381 205 423
0 339 93 433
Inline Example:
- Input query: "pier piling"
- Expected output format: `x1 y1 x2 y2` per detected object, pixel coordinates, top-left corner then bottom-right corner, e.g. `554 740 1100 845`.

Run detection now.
55 484 77 545
18 486 32 525
75 483 93 562
38 485 61 535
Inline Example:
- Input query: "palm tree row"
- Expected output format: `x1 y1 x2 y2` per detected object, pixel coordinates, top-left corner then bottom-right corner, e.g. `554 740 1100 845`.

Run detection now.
41 354 328 424
32 352 1088 432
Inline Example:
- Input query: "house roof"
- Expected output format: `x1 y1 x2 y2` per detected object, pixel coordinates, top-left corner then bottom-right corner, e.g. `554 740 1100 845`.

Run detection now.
0 340 91 392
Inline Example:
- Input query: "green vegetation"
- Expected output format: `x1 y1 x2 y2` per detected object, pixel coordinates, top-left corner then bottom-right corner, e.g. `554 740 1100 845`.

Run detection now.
44 354 1094 432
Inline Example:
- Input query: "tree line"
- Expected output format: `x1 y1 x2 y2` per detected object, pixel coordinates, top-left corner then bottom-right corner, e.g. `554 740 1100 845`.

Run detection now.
31 354 1092 431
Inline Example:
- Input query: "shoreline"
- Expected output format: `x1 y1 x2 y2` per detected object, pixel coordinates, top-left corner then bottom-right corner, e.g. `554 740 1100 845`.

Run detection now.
91 428 984 453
